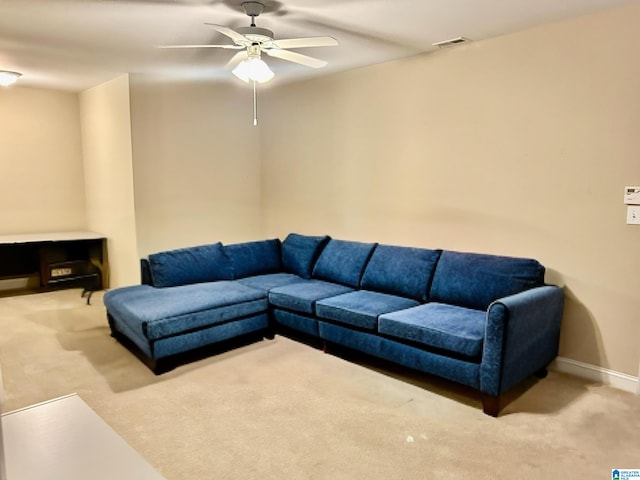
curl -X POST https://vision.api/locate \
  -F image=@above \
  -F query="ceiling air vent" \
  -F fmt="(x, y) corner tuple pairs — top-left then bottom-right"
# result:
(432, 37), (472, 48)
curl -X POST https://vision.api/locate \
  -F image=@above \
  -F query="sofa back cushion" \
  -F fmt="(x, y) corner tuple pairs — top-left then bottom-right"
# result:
(224, 239), (282, 279)
(360, 245), (442, 301)
(281, 233), (330, 279)
(148, 242), (234, 288)
(312, 239), (377, 288)
(429, 250), (545, 310)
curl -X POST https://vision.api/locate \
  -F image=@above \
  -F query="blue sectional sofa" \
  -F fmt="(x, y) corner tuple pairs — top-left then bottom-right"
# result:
(104, 234), (564, 416)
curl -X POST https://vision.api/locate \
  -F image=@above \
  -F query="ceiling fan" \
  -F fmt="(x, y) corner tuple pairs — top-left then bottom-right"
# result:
(160, 1), (339, 83)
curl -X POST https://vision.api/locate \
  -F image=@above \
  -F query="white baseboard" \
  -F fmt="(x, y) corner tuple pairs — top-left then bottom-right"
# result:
(550, 357), (639, 394)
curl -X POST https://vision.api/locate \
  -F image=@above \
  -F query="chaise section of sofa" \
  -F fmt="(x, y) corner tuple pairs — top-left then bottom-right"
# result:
(104, 234), (564, 416)
(104, 240), (275, 372)
(105, 282), (269, 369)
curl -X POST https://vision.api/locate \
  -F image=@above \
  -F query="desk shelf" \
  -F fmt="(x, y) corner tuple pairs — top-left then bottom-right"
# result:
(0, 232), (108, 302)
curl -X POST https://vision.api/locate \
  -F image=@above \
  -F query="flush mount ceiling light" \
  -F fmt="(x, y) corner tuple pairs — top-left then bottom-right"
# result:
(0, 70), (21, 87)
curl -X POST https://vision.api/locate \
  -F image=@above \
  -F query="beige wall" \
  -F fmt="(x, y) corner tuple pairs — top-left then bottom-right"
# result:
(261, 4), (640, 375)
(128, 76), (263, 256)
(0, 86), (86, 234)
(79, 74), (140, 288)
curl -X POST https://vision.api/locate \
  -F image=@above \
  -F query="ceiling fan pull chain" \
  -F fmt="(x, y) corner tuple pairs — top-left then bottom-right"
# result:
(253, 80), (258, 126)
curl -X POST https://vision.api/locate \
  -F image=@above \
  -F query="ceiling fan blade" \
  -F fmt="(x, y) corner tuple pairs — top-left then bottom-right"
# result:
(271, 36), (339, 49)
(265, 48), (328, 69)
(226, 50), (248, 69)
(158, 44), (244, 49)
(204, 23), (248, 45)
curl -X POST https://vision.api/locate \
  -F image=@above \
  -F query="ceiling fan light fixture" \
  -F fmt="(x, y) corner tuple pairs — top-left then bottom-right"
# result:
(232, 55), (274, 83)
(0, 70), (21, 87)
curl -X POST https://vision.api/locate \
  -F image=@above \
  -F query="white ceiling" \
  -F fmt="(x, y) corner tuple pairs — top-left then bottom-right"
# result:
(0, 0), (638, 92)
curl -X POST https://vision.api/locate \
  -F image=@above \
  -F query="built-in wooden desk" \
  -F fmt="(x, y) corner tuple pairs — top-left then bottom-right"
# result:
(0, 231), (108, 303)
(1, 394), (165, 480)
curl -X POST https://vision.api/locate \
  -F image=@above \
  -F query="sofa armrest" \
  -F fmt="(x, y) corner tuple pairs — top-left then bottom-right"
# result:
(480, 285), (564, 396)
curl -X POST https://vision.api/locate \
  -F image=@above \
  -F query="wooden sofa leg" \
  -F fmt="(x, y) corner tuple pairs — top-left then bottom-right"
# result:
(482, 394), (500, 417)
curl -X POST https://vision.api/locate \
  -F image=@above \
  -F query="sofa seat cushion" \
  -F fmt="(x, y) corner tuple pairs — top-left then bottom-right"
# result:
(378, 303), (486, 358)
(268, 280), (354, 315)
(316, 290), (420, 331)
(236, 273), (307, 292)
(104, 282), (267, 340)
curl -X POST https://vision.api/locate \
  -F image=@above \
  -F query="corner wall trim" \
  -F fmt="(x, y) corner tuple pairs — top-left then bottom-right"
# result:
(550, 356), (639, 394)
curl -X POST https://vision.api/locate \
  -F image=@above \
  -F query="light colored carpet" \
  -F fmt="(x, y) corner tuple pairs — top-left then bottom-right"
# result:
(1, 289), (639, 479)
